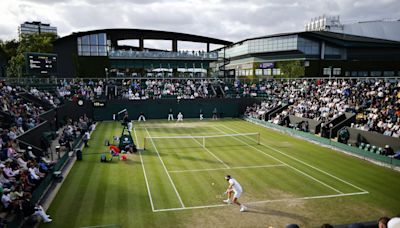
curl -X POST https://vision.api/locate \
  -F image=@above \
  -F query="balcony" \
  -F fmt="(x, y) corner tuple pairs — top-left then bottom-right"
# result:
(109, 50), (218, 60)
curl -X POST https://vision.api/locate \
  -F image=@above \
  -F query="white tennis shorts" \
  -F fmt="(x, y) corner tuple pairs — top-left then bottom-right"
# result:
(233, 190), (242, 198)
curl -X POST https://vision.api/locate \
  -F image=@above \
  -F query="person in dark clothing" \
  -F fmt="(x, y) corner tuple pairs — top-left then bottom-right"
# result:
(21, 195), (52, 223)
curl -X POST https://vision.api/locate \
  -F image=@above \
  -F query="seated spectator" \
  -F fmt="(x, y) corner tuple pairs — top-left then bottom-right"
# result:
(388, 216), (400, 228)
(21, 194), (52, 223)
(378, 216), (390, 228)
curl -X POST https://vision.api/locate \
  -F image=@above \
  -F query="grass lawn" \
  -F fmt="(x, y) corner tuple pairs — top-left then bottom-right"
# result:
(43, 119), (400, 228)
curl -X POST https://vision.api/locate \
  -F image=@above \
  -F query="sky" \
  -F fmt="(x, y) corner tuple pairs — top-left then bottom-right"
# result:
(1, 0), (400, 49)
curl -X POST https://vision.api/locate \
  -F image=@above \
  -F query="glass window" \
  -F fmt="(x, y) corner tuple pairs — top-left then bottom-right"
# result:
(272, 68), (281, 75)
(333, 68), (341, 76)
(264, 69), (271, 76)
(323, 68), (331, 75)
(255, 69), (263, 76)
(383, 71), (395, 77)
(90, 34), (98, 45)
(358, 71), (368, 77)
(77, 37), (81, 45)
(98, 33), (106, 45)
(370, 71), (382, 77)
(98, 46), (107, 54)
(90, 46), (98, 55)
(82, 45), (90, 53)
(81, 35), (90, 45)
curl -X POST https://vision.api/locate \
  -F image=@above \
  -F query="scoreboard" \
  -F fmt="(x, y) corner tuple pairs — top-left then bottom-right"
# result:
(25, 52), (58, 75)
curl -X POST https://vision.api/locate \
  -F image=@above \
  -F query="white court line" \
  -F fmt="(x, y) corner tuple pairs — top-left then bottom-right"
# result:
(213, 126), (344, 194)
(189, 135), (230, 169)
(169, 164), (285, 173)
(145, 128), (186, 208)
(134, 128), (156, 212)
(153, 191), (369, 212)
(81, 224), (119, 228)
(221, 124), (369, 194)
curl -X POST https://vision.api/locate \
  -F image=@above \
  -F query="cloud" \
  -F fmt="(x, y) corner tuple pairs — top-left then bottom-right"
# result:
(0, 0), (399, 46)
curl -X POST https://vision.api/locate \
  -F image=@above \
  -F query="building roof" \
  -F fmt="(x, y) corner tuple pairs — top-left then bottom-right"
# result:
(225, 31), (400, 48)
(54, 28), (232, 46)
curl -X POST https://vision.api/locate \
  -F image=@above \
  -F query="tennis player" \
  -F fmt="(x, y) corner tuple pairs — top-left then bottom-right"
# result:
(223, 175), (247, 212)
(177, 112), (183, 122)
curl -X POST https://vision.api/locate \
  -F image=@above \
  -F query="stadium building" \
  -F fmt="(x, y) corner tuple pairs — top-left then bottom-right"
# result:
(214, 31), (400, 78)
(53, 29), (232, 78)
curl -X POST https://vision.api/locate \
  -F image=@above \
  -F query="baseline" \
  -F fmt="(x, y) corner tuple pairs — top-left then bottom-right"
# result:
(153, 191), (368, 212)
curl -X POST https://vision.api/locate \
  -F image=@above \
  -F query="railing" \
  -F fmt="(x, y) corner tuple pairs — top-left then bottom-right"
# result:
(4, 76), (400, 86)
(244, 117), (400, 168)
(109, 50), (218, 60)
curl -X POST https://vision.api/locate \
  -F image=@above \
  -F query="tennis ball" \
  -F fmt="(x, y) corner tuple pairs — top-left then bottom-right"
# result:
(212, 182), (215, 186)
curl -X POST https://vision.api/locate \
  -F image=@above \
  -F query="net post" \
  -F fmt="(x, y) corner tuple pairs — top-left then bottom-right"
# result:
(144, 137), (146, 150)
(257, 133), (260, 145)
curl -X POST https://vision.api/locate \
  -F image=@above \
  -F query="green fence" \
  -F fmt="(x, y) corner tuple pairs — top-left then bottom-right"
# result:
(245, 117), (400, 168)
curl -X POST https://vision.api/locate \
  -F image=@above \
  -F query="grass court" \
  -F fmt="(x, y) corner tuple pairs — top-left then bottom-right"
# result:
(43, 119), (400, 228)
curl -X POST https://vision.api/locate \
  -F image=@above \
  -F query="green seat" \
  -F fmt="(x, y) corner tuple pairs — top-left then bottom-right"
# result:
(370, 145), (376, 153)
(359, 142), (365, 150)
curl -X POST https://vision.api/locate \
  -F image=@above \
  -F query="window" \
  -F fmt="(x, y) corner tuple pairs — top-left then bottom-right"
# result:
(90, 46), (98, 55)
(333, 68), (341, 76)
(255, 69), (263, 76)
(98, 33), (106, 45)
(264, 69), (271, 76)
(370, 71), (382, 77)
(358, 71), (368, 77)
(272, 68), (281, 75)
(323, 68), (331, 76)
(77, 33), (109, 56)
(90, 34), (98, 45)
(383, 71), (395, 77)
(81, 35), (89, 45)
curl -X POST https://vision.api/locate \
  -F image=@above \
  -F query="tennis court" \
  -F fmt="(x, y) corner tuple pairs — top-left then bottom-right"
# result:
(135, 122), (368, 212)
(43, 119), (400, 228)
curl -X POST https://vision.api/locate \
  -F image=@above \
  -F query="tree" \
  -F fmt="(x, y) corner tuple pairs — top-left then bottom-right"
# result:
(0, 39), (19, 60)
(277, 60), (305, 78)
(6, 33), (57, 77)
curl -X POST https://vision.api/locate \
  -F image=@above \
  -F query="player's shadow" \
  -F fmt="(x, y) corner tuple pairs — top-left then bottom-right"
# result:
(244, 205), (307, 221)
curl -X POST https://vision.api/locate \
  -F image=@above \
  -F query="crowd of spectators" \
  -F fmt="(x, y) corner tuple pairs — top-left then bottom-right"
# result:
(0, 130), (54, 223)
(121, 79), (213, 100)
(51, 78), (215, 101)
(243, 79), (400, 138)
(10, 77), (400, 139)
(0, 82), (45, 136)
(0, 80), (96, 224)
(29, 87), (60, 108)
(0, 113), (93, 224)
(58, 115), (94, 153)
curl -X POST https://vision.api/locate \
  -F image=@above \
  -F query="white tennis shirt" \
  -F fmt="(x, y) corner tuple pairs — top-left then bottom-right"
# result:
(229, 178), (243, 192)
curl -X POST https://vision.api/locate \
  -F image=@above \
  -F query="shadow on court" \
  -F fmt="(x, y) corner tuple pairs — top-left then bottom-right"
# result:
(244, 205), (307, 221)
